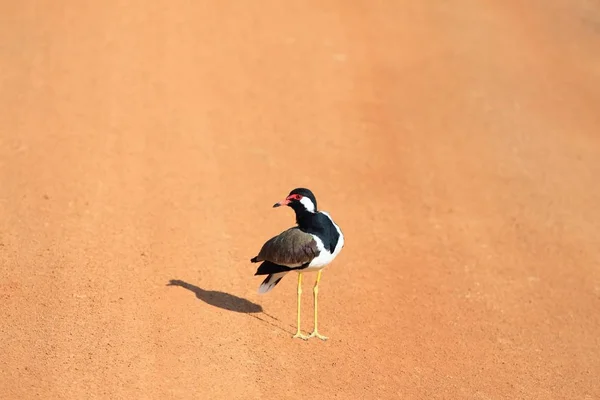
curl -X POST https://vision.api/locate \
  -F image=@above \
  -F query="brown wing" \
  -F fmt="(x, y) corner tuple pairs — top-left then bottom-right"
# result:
(254, 227), (320, 267)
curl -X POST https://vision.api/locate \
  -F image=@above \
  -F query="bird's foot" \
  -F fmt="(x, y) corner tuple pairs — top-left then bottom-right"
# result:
(292, 331), (310, 340)
(308, 331), (328, 341)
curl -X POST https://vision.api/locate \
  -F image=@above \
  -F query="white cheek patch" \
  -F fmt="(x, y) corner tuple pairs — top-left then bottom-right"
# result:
(299, 196), (316, 212)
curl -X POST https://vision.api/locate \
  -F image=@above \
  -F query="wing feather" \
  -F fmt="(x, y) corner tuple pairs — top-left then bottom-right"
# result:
(253, 227), (319, 267)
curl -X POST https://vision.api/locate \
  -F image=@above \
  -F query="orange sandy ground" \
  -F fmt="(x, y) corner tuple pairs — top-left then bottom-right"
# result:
(1, 1), (600, 399)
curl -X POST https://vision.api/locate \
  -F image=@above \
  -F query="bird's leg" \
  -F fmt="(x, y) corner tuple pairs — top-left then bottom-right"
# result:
(292, 272), (309, 340)
(308, 270), (328, 340)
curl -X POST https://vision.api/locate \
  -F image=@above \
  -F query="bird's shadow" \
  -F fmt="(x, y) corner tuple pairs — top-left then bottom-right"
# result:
(167, 279), (294, 334)
(167, 279), (262, 313)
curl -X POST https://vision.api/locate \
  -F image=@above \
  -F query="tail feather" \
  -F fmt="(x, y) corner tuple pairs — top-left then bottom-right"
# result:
(254, 260), (305, 294)
(258, 272), (288, 294)
(254, 260), (292, 276)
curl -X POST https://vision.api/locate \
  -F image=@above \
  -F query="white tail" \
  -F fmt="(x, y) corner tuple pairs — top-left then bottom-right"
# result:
(258, 272), (288, 294)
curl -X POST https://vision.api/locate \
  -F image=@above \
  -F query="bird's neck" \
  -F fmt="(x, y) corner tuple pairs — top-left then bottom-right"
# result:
(293, 208), (316, 229)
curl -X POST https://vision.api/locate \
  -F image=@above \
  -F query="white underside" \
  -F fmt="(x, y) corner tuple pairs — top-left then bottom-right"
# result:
(303, 211), (345, 271)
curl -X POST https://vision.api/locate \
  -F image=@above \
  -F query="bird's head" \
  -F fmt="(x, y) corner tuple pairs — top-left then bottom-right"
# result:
(273, 188), (317, 213)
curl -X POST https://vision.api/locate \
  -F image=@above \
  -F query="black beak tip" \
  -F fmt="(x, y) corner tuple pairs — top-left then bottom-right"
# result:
(273, 203), (281, 208)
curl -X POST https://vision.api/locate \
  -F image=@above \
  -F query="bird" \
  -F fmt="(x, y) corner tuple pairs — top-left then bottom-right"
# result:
(250, 188), (345, 340)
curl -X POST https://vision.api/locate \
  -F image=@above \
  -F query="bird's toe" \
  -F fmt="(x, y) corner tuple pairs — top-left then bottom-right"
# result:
(308, 331), (328, 341)
(292, 332), (310, 340)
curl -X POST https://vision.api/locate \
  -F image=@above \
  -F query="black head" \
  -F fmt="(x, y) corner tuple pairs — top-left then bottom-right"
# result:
(272, 187), (318, 213)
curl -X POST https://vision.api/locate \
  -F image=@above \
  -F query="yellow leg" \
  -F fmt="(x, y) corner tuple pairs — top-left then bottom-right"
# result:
(292, 272), (309, 340)
(308, 270), (328, 340)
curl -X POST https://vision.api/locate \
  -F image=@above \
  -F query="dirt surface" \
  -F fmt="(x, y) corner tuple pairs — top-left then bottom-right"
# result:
(2, 1), (600, 399)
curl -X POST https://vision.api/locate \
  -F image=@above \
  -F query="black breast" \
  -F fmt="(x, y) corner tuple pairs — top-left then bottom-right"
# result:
(297, 212), (340, 253)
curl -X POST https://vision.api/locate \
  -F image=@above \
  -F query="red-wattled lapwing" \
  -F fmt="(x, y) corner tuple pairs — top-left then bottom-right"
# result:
(251, 188), (345, 340)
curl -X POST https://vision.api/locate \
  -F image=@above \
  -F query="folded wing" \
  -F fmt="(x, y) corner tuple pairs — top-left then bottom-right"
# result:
(252, 227), (320, 267)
